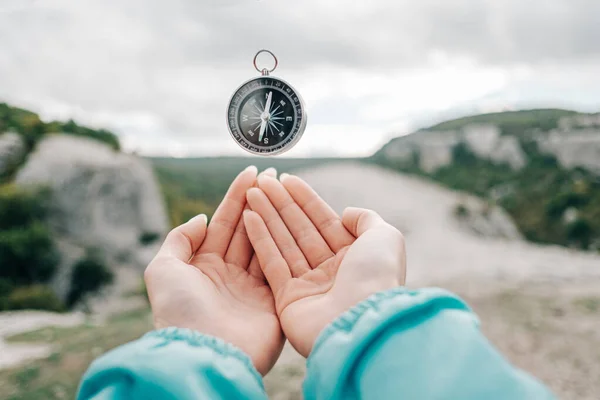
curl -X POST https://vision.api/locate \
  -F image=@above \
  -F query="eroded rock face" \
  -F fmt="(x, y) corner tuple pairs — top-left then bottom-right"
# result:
(536, 129), (600, 174)
(15, 135), (168, 300)
(382, 124), (528, 172)
(0, 132), (26, 178)
(383, 120), (600, 175)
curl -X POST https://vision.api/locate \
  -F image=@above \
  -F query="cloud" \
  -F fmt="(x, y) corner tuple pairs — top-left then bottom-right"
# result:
(0, 0), (599, 156)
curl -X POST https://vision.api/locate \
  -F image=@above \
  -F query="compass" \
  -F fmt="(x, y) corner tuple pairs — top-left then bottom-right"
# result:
(227, 50), (307, 156)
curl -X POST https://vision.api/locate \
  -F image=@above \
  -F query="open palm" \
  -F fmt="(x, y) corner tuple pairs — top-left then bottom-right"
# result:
(144, 167), (284, 375)
(244, 173), (406, 357)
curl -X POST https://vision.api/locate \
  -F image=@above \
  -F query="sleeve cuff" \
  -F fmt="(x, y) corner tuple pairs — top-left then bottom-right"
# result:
(304, 287), (477, 399)
(144, 327), (264, 388)
(78, 327), (266, 399)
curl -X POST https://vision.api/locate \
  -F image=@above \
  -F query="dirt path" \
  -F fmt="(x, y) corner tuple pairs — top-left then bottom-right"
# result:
(0, 311), (84, 369)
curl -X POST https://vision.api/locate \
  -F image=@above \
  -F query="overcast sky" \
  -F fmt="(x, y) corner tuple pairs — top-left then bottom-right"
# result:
(1, 0), (600, 157)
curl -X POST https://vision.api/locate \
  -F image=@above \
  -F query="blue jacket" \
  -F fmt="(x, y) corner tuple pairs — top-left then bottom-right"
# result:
(77, 288), (555, 399)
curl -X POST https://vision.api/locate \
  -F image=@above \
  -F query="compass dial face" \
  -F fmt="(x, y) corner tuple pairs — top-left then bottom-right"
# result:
(227, 76), (306, 155)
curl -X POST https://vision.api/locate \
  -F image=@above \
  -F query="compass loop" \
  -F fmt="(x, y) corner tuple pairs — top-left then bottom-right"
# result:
(253, 49), (278, 74)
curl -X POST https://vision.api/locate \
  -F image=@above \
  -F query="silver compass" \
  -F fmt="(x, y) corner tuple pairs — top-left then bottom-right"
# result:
(226, 50), (307, 156)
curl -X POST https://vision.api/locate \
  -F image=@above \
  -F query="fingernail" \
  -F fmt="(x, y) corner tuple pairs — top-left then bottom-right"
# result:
(243, 209), (252, 218)
(244, 165), (258, 174)
(257, 173), (272, 183)
(279, 173), (290, 181)
(262, 167), (277, 177)
(189, 213), (208, 224)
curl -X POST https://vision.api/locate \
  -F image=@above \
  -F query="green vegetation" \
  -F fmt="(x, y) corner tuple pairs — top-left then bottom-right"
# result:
(373, 109), (600, 251)
(573, 296), (600, 314)
(138, 231), (161, 246)
(0, 185), (62, 310)
(7, 285), (64, 312)
(0, 102), (120, 155)
(151, 157), (349, 227)
(67, 251), (114, 308)
(453, 203), (470, 219)
(426, 109), (577, 136)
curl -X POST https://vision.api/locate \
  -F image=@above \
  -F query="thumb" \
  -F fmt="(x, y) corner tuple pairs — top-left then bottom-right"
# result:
(342, 207), (386, 237)
(157, 214), (208, 262)
(341, 207), (407, 285)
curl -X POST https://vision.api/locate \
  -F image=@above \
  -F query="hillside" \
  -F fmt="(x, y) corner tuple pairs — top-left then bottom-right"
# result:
(373, 109), (600, 251)
(427, 108), (578, 135)
(0, 103), (119, 182)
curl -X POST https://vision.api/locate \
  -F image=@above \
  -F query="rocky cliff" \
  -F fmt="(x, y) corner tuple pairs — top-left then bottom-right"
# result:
(375, 110), (600, 251)
(380, 113), (600, 174)
(14, 134), (168, 301)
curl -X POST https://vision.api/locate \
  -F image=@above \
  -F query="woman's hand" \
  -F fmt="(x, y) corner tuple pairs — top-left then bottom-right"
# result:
(144, 166), (284, 375)
(244, 173), (406, 357)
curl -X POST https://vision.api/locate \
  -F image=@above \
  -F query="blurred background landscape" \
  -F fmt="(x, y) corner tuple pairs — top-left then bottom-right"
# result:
(1, 1), (600, 399)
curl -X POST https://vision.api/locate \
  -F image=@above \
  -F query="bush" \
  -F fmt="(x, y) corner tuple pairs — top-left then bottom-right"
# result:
(566, 219), (594, 249)
(67, 251), (114, 307)
(0, 278), (13, 310)
(139, 232), (160, 246)
(7, 285), (64, 312)
(453, 203), (470, 219)
(545, 191), (588, 219)
(0, 184), (51, 230)
(0, 222), (60, 285)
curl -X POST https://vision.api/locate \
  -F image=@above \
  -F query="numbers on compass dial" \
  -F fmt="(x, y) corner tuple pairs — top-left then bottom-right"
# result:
(227, 77), (305, 155)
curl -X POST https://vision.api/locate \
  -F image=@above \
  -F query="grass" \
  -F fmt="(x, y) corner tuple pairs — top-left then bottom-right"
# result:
(0, 307), (153, 400)
(573, 296), (600, 314)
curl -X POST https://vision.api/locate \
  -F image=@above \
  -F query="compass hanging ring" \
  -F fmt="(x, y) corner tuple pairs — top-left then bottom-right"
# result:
(227, 50), (307, 156)
(253, 49), (278, 76)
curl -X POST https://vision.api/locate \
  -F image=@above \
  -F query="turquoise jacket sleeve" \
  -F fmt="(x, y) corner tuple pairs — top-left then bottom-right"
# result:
(77, 327), (266, 400)
(304, 287), (556, 400)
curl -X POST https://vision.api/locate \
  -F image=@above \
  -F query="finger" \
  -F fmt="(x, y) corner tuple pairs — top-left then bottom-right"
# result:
(157, 214), (208, 261)
(199, 165), (258, 257)
(244, 210), (291, 295)
(280, 173), (354, 252)
(258, 175), (333, 268)
(342, 207), (387, 237)
(247, 187), (311, 277)
(223, 167), (277, 268)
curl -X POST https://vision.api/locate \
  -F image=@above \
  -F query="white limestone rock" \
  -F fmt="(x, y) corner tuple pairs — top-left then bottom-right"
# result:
(462, 124), (501, 158)
(15, 134), (169, 300)
(490, 136), (527, 170)
(536, 129), (600, 173)
(382, 124), (528, 172)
